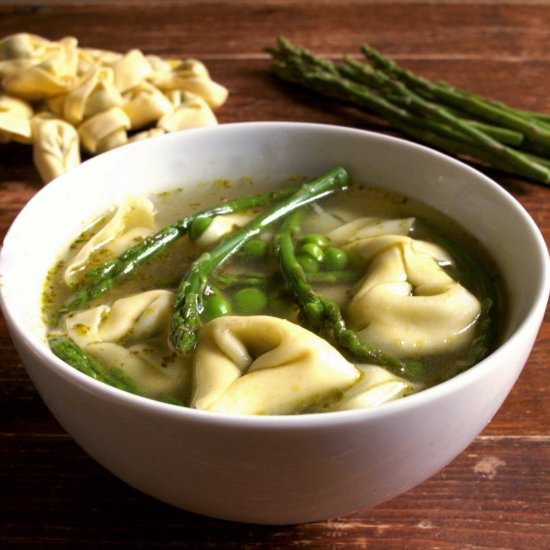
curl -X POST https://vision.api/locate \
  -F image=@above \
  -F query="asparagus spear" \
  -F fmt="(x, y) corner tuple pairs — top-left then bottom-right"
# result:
(342, 57), (550, 183)
(213, 269), (361, 288)
(60, 185), (299, 315)
(49, 336), (142, 395)
(268, 37), (550, 184)
(342, 58), (525, 147)
(427, 103), (525, 146)
(169, 166), (350, 355)
(360, 43), (550, 152)
(459, 121), (523, 147)
(274, 209), (424, 381)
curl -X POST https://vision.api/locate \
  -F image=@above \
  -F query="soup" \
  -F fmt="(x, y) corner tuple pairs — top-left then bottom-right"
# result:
(42, 167), (503, 415)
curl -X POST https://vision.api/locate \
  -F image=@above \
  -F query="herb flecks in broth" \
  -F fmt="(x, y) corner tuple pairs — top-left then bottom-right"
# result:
(43, 167), (502, 415)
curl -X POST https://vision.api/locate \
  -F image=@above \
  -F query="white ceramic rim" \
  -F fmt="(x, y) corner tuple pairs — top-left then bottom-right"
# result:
(2, 121), (549, 429)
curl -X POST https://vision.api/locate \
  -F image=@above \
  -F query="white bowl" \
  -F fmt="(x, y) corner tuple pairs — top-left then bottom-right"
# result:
(1, 122), (548, 524)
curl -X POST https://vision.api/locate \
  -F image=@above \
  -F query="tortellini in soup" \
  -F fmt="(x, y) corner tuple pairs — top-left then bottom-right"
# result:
(43, 180), (499, 415)
(65, 289), (190, 402)
(192, 315), (359, 415)
(344, 231), (481, 357)
(63, 196), (156, 287)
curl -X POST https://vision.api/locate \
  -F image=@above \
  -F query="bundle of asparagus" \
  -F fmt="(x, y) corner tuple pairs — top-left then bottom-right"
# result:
(267, 37), (550, 185)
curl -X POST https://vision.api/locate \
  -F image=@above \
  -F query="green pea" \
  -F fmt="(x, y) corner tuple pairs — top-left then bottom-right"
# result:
(241, 238), (268, 258)
(322, 247), (348, 270)
(297, 254), (319, 273)
(299, 242), (324, 262)
(300, 234), (330, 248)
(233, 287), (268, 315)
(202, 293), (232, 321)
(189, 216), (213, 241)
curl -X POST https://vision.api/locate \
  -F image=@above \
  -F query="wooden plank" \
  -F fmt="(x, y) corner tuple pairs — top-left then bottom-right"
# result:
(0, 434), (548, 549)
(1, 2), (550, 60)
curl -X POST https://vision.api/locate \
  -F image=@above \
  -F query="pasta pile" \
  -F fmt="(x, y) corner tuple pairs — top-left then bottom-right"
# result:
(0, 33), (228, 183)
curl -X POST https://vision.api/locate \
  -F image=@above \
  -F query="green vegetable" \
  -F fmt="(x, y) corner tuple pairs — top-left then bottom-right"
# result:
(274, 209), (425, 381)
(241, 238), (268, 258)
(359, 43), (550, 151)
(296, 254), (319, 273)
(49, 336), (142, 395)
(169, 166), (350, 355)
(307, 270), (359, 284)
(202, 292), (232, 321)
(322, 247), (348, 270)
(213, 269), (361, 288)
(213, 272), (271, 288)
(299, 242), (324, 262)
(189, 216), (213, 241)
(300, 234), (330, 248)
(342, 57), (548, 182)
(60, 185), (301, 316)
(267, 37), (550, 185)
(233, 287), (268, 314)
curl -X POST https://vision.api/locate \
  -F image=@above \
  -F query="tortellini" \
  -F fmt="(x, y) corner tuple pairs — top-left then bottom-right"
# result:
(127, 127), (165, 143)
(63, 196), (156, 286)
(66, 289), (173, 347)
(61, 66), (123, 125)
(110, 49), (153, 93)
(345, 233), (481, 357)
(0, 32), (228, 183)
(0, 33), (52, 77)
(0, 94), (33, 143)
(31, 116), (80, 183)
(318, 365), (418, 412)
(2, 36), (79, 100)
(157, 92), (217, 132)
(327, 216), (415, 245)
(123, 82), (172, 130)
(77, 106), (131, 154)
(150, 59), (228, 108)
(194, 212), (255, 248)
(65, 289), (190, 401)
(192, 316), (360, 415)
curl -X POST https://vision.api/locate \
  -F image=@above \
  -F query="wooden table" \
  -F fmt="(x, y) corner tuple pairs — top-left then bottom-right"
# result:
(1, 2), (549, 548)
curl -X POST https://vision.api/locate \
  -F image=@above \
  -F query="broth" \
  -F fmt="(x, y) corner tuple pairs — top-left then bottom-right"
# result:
(42, 176), (504, 414)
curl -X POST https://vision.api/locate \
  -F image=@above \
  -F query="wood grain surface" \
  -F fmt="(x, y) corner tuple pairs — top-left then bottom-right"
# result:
(1, 2), (549, 548)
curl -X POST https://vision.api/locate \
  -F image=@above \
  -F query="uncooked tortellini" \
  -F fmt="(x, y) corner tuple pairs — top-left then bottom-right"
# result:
(77, 106), (131, 154)
(151, 58), (228, 108)
(3, 36), (78, 100)
(0, 94), (33, 143)
(110, 49), (153, 93)
(65, 289), (190, 400)
(157, 92), (217, 132)
(123, 82), (172, 130)
(63, 196), (156, 286)
(192, 315), (360, 415)
(0, 32), (228, 183)
(31, 116), (80, 183)
(61, 66), (123, 125)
